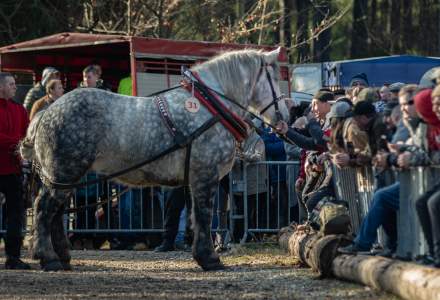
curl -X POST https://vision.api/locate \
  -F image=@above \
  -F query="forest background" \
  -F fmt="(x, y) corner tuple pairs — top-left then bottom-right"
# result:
(0, 0), (439, 63)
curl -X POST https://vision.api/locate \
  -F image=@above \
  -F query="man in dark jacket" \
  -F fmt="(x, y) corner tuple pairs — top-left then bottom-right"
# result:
(23, 67), (60, 112)
(80, 65), (111, 91)
(0, 72), (30, 269)
(334, 101), (387, 168)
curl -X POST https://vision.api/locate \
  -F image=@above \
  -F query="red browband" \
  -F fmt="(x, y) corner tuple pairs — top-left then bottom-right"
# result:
(181, 72), (248, 142)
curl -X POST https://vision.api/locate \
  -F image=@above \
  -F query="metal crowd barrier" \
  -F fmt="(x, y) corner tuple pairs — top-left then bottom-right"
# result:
(333, 166), (391, 248)
(332, 166), (373, 233)
(0, 161), (301, 244)
(396, 167), (440, 260)
(230, 161), (300, 243)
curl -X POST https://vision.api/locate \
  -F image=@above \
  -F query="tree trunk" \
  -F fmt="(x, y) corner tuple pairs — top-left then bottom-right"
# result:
(368, 0), (377, 55)
(390, 0), (401, 53)
(419, 0), (429, 55)
(279, 226), (440, 300)
(278, 0), (285, 46)
(379, 0), (391, 52)
(295, 0), (310, 63)
(283, 0), (293, 51)
(401, 0), (412, 53)
(312, 0), (332, 62)
(333, 255), (440, 300)
(351, 0), (368, 58)
(434, 3), (440, 53)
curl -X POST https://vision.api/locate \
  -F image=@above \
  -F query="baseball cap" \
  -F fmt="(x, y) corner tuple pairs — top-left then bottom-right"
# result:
(327, 102), (352, 119)
(353, 101), (376, 116)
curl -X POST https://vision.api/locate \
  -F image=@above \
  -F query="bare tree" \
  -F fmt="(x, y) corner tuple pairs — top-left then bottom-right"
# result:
(351, 0), (368, 58)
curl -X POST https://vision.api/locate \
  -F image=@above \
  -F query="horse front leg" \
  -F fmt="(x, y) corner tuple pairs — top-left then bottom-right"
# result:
(190, 172), (224, 271)
(32, 187), (63, 271)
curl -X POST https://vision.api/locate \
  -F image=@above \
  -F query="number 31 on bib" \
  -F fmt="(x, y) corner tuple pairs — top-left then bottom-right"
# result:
(185, 98), (200, 113)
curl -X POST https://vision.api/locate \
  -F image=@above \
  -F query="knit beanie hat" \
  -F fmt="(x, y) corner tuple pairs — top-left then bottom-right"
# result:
(349, 73), (369, 87)
(353, 101), (376, 116)
(41, 67), (60, 87)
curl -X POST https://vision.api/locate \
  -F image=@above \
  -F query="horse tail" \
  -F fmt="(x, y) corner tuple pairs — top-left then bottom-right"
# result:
(19, 113), (43, 161)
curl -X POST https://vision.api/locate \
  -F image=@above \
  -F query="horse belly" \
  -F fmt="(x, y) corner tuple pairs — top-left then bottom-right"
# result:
(91, 149), (187, 187)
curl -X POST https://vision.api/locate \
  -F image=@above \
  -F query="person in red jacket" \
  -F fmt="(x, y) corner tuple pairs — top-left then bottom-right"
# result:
(0, 72), (30, 269)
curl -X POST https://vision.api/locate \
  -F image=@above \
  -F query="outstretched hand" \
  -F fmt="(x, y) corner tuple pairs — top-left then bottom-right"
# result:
(275, 120), (289, 135)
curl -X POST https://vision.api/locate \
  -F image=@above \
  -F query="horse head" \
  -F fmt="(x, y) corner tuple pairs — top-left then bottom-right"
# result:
(249, 47), (290, 125)
(192, 47), (289, 126)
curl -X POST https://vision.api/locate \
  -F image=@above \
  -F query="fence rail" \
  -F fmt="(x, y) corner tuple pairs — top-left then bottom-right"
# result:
(0, 162), (438, 262)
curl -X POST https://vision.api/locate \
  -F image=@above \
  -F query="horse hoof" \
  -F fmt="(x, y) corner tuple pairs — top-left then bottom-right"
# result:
(195, 255), (225, 271)
(32, 250), (42, 260)
(201, 260), (226, 271)
(61, 261), (73, 271)
(42, 260), (63, 272)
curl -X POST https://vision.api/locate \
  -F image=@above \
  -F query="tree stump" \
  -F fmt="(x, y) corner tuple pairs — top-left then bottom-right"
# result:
(279, 224), (351, 277)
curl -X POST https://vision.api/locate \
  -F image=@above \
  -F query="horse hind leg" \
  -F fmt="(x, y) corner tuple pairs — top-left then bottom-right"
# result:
(51, 202), (72, 271)
(31, 186), (67, 271)
(190, 170), (224, 271)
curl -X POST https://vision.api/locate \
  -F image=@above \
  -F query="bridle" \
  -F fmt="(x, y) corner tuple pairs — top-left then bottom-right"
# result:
(183, 58), (286, 126)
(256, 59), (285, 122)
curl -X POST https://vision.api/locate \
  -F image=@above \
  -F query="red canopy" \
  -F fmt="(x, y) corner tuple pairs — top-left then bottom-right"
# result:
(0, 32), (287, 61)
(0, 32), (289, 94)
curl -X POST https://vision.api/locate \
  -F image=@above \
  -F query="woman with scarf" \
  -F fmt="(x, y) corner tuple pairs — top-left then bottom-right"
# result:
(406, 88), (440, 267)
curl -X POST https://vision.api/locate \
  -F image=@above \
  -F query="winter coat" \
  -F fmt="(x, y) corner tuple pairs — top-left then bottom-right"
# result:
(261, 127), (286, 183)
(79, 79), (112, 91)
(23, 83), (45, 112)
(366, 114), (388, 155)
(23, 68), (60, 112)
(0, 98), (29, 175)
(397, 89), (440, 166)
(29, 95), (54, 120)
(285, 118), (328, 152)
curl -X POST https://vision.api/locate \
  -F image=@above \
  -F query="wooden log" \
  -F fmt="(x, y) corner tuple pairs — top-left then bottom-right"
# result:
(279, 224), (351, 276)
(332, 254), (440, 300)
(279, 226), (440, 300)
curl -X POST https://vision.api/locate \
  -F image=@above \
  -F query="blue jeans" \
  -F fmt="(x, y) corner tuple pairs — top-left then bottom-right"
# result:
(119, 189), (142, 230)
(355, 182), (400, 250)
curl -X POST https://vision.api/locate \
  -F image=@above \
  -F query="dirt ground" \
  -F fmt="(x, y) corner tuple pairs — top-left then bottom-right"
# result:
(0, 245), (398, 300)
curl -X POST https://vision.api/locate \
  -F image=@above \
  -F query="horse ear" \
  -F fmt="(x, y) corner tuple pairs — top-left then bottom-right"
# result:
(264, 47), (281, 65)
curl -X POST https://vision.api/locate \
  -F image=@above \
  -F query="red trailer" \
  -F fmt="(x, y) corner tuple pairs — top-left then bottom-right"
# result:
(0, 32), (290, 102)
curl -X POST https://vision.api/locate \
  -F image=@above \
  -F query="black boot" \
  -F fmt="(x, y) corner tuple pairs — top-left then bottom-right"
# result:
(5, 257), (31, 270)
(5, 236), (29, 269)
(433, 243), (440, 268)
(154, 240), (175, 252)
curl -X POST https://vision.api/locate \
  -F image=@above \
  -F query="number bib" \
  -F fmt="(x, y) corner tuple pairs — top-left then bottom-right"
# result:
(185, 97), (200, 113)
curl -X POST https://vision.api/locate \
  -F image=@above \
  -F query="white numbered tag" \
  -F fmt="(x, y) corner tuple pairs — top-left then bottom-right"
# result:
(185, 97), (200, 113)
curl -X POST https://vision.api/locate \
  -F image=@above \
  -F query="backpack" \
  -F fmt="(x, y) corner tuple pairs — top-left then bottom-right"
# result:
(310, 196), (351, 235)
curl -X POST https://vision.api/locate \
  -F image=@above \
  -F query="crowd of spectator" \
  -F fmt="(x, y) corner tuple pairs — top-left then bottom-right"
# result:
(2, 62), (440, 270)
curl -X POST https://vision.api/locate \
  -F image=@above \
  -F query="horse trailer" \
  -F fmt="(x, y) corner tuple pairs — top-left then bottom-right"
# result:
(0, 32), (290, 102)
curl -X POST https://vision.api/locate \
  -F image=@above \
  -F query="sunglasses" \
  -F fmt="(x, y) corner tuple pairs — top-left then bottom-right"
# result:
(402, 100), (414, 105)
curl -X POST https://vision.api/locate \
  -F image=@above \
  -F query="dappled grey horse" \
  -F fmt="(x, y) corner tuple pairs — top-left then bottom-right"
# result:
(20, 48), (289, 271)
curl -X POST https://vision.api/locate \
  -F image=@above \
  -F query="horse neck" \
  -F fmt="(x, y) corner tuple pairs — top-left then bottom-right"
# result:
(196, 68), (250, 119)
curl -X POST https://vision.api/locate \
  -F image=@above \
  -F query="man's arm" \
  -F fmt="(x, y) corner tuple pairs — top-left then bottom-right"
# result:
(305, 118), (327, 149)
(285, 127), (327, 151)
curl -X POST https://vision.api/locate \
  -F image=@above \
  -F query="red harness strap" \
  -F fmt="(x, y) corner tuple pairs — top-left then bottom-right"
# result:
(181, 73), (248, 142)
